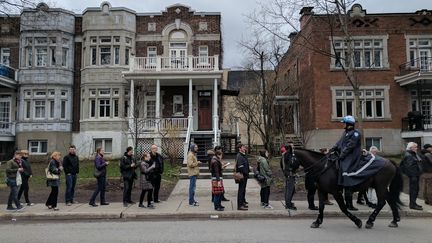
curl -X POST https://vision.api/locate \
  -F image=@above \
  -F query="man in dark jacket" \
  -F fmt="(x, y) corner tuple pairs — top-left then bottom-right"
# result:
(149, 144), (164, 203)
(17, 150), (33, 206)
(63, 145), (79, 205)
(281, 142), (299, 210)
(421, 144), (432, 173)
(236, 143), (250, 210)
(401, 142), (423, 210)
(5, 151), (25, 211)
(332, 115), (361, 211)
(120, 146), (137, 207)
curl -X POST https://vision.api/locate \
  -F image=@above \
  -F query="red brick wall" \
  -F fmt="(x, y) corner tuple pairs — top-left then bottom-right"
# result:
(279, 11), (432, 131)
(0, 17), (20, 69)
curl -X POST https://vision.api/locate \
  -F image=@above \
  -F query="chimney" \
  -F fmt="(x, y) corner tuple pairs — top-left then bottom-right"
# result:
(299, 7), (314, 29)
(288, 32), (298, 44)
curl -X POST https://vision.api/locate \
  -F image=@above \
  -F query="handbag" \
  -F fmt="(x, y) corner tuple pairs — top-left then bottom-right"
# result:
(94, 167), (103, 178)
(45, 167), (59, 180)
(233, 155), (245, 184)
(211, 180), (224, 195)
(254, 161), (266, 183)
(16, 171), (22, 186)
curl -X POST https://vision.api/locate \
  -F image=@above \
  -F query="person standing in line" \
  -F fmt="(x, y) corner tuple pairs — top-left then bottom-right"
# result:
(236, 143), (250, 211)
(187, 143), (200, 206)
(138, 152), (156, 209)
(17, 150), (34, 206)
(420, 144), (432, 173)
(281, 142), (299, 210)
(258, 149), (273, 209)
(211, 150), (225, 211)
(63, 145), (79, 206)
(5, 151), (25, 211)
(120, 146), (137, 207)
(400, 142), (423, 210)
(46, 151), (63, 211)
(149, 144), (164, 203)
(89, 147), (110, 207)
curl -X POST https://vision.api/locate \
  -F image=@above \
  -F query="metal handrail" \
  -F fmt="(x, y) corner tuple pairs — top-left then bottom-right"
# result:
(399, 57), (432, 76)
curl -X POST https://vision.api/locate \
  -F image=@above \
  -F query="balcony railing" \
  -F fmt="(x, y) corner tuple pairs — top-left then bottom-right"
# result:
(0, 122), (15, 136)
(0, 64), (15, 80)
(401, 114), (432, 132)
(130, 55), (219, 72)
(399, 57), (432, 76)
(130, 118), (189, 133)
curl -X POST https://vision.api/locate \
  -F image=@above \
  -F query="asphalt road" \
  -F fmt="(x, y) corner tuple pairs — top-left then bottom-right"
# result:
(0, 218), (429, 243)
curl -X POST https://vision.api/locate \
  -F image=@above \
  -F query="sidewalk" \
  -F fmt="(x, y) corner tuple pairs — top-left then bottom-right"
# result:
(1, 179), (431, 221)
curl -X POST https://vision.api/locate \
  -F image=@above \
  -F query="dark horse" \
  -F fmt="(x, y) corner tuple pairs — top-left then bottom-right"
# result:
(290, 147), (403, 229)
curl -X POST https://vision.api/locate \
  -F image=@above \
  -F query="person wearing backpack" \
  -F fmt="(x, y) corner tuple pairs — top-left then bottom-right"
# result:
(257, 150), (273, 209)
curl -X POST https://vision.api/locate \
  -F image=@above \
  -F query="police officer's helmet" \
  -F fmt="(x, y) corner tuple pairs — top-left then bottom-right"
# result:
(341, 115), (355, 125)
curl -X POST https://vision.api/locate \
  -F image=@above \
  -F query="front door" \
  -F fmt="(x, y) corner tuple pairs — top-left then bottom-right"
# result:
(419, 49), (431, 71)
(198, 91), (212, 130)
(169, 42), (187, 69)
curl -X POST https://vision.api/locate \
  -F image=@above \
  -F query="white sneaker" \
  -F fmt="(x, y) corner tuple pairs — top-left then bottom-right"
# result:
(264, 205), (273, 209)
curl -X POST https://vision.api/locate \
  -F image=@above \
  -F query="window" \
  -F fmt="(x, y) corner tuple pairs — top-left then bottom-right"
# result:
(125, 48), (130, 65)
(173, 95), (183, 116)
(332, 87), (388, 120)
(146, 100), (156, 118)
(35, 37), (47, 45)
(25, 101), (31, 119)
(114, 47), (120, 65)
(125, 37), (131, 45)
(26, 47), (33, 67)
(366, 137), (381, 151)
(114, 36), (120, 43)
(61, 100), (66, 119)
(91, 47), (97, 65)
(199, 46), (208, 64)
(49, 100), (55, 119)
(50, 47), (56, 66)
(34, 100), (46, 119)
(100, 47), (111, 65)
(36, 47), (48, 66)
(99, 99), (110, 117)
(331, 38), (385, 69)
(62, 48), (68, 67)
(0, 98), (11, 127)
(99, 89), (110, 96)
(147, 47), (157, 65)
(28, 140), (48, 154)
(0, 48), (10, 66)
(113, 99), (119, 117)
(407, 37), (432, 70)
(94, 139), (112, 153)
(90, 99), (96, 118)
(100, 37), (111, 43)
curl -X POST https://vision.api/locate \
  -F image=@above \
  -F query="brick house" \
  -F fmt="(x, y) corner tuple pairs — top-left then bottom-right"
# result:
(278, 4), (432, 155)
(0, 2), (232, 161)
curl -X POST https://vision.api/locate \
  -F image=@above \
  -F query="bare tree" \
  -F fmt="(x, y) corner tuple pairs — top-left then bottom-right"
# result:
(248, 0), (367, 144)
(0, 0), (37, 15)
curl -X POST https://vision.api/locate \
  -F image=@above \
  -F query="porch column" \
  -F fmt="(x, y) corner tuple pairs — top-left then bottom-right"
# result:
(188, 78), (193, 125)
(129, 79), (134, 118)
(156, 79), (161, 131)
(213, 78), (219, 146)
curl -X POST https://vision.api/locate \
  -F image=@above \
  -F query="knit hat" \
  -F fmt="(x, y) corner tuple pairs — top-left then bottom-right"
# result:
(189, 143), (197, 151)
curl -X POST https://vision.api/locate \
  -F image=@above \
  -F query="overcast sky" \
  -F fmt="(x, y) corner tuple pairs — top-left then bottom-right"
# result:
(49, 0), (432, 69)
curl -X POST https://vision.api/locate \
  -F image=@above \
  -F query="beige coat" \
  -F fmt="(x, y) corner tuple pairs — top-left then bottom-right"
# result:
(187, 151), (200, 177)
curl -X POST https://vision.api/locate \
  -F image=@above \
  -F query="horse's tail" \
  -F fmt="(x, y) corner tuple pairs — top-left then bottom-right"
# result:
(388, 159), (404, 209)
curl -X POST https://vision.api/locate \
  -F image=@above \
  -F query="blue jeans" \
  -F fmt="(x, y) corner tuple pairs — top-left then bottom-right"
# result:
(189, 175), (197, 205)
(65, 174), (77, 203)
(90, 176), (106, 204)
(7, 179), (20, 207)
(213, 194), (222, 209)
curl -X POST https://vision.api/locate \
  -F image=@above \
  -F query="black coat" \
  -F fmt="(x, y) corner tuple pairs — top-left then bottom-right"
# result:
(20, 157), (32, 177)
(280, 152), (300, 178)
(420, 150), (432, 173)
(401, 150), (423, 177)
(333, 128), (362, 186)
(236, 152), (250, 178)
(63, 153), (79, 175)
(120, 153), (136, 180)
(149, 152), (164, 175)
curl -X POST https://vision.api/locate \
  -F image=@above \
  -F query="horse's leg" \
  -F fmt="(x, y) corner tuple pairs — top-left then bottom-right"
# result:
(387, 194), (400, 228)
(311, 189), (326, 228)
(365, 187), (387, 229)
(333, 190), (362, 228)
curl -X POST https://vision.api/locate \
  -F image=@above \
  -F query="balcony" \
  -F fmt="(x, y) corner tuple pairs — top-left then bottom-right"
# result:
(0, 122), (16, 137)
(129, 117), (188, 133)
(0, 64), (15, 80)
(401, 115), (432, 132)
(129, 55), (219, 72)
(395, 57), (432, 86)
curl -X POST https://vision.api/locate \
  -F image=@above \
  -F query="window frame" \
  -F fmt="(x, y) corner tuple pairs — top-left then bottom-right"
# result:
(28, 140), (48, 154)
(93, 138), (113, 154)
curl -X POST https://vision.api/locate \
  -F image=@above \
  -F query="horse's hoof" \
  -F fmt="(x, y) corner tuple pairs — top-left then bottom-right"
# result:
(365, 222), (374, 229)
(388, 221), (398, 228)
(310, 222), (320, 228)
(355, 219), (363, 228)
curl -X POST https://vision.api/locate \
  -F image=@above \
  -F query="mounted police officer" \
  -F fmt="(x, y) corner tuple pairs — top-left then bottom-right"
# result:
(331, 115), (361, 211)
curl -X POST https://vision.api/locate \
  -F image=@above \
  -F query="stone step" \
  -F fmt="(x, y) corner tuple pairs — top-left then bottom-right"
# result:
(180, 167), (235, 174)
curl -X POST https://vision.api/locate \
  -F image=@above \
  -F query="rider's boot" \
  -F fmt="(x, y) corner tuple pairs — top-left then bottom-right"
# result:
(345, 188), (358, 211)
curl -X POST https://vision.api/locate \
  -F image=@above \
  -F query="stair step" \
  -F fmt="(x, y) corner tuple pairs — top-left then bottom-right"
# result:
(180, 167), (235, 174)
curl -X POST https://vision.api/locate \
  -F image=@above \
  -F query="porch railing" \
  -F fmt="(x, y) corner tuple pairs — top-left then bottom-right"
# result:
(0, 64), (15, 80)
(399, 57), (432, 76)
(401, 114), (432, 131)
(130, 55), (219, 72)
(0, 122), (15, 136)
(131, 118), (188, 133)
